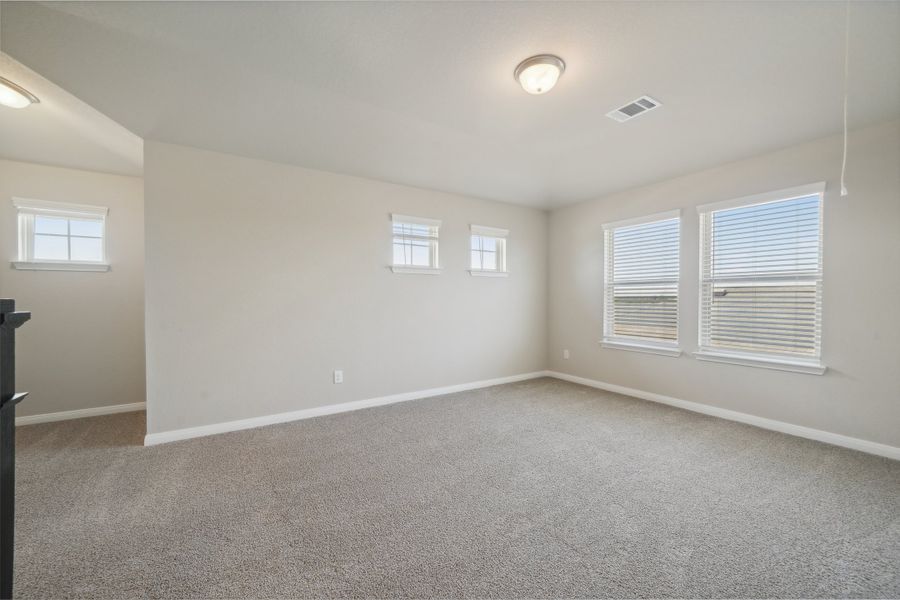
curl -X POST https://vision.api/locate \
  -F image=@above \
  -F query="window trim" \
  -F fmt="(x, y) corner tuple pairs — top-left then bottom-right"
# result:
(391, 213), (441, 228)
(11, 261), (110, 272)
(12, 197), (110, 272)
(390, 265), (442, 275)
(602, 209), (681, 231)
(693, 349), (826, 375)
(601, 209), (682, 356)
(600, 339), (683, 357)
(391, 213), (441, 273)
(469, 224), (509, 276)
(695, 182), (826, 375)
(469, 270), (508, 278)
(695, 182), (825, 214)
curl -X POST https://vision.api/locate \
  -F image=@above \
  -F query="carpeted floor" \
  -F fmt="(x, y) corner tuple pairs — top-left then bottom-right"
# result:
(13, 377), (900, 598)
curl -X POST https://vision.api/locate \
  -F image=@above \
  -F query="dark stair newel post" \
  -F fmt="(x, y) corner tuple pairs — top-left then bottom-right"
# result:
(0, 299), (31, 600)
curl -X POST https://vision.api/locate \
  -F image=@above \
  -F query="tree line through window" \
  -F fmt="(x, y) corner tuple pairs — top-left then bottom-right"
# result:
(603, 212), (680, 348)
(603, 183), (825, 370)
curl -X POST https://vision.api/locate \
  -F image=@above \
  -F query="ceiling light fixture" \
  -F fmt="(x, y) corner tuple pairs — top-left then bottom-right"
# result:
(514, 54), (565, 95)
(0, 76), (40, 109)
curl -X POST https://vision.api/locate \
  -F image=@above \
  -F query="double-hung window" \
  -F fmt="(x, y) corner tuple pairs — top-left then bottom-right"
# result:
(602, 211), (681, 356)
(696, 183), (825, 374)
(391, 214), (441, 274)
(12, 198), (109, 272)
(470, 225), (508, 277)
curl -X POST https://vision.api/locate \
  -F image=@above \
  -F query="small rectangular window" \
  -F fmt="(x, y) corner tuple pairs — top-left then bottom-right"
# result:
(602, 211), (681, 356)
(13, 198), (109, 272)
(470, 225), (508, 277)
(696, 183), (825, 374)
(391, 214), (440, 273)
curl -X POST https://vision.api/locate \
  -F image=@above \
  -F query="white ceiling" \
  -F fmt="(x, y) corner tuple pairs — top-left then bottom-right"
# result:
(1, 1), (898, 208)
(0, 52), (142, 176)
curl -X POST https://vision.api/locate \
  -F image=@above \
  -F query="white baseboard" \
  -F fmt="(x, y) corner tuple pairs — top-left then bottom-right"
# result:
(546, 371), (900, 461)
(22, 372), (897, 461)
(16, 402), (146, 426)
(144, 371), (550, 446)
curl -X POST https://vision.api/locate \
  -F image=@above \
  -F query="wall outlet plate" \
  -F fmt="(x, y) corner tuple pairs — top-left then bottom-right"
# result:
(563, 349), (570, 360)
(333, 370), (343, 384)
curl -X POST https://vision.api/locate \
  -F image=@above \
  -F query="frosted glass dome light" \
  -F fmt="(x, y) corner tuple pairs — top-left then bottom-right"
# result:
(514, 55), (565, 95)
(0, 77), (39, 109)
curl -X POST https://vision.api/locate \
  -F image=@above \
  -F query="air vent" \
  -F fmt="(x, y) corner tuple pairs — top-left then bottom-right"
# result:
(606, 96), (661, 122)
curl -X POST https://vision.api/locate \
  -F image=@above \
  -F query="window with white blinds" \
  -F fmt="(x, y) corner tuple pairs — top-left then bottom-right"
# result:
(696, 183), (825, 374)
(391, 214), (441, 273)
(602, 211), (681, 355)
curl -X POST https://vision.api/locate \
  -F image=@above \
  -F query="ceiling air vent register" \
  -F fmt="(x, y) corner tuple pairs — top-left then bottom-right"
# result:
(606, 96), (661, 122)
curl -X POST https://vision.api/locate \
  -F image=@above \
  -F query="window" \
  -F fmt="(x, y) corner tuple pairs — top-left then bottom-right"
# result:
(696, 183), (825, 374)
(602, 211), (681, 356)
(12, 198), (109, 272)
(391, 214), (440, 273)
(470, 225), (508, 277)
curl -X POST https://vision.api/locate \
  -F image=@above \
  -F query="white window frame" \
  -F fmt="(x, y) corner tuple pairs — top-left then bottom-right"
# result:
(390, 214), (441, 274)
(12, 198), (110, 272)
(601, 210), (682, 357)
(469, 225), (509, 277)
(694, 182), (826, 375)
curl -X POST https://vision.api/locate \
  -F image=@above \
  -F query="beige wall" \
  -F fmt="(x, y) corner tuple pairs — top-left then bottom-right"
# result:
(143, 142), (548, 435)
(548, 121), (900, 447)
(0, 159), (145, 417)
(19, 123), (890, 447)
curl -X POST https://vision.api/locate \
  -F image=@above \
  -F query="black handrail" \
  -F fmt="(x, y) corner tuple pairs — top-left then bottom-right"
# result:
(0, 299), (31, 600)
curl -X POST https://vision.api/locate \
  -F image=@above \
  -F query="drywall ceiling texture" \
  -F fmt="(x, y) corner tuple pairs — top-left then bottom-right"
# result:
(548, 121), (900, 448)
(143, 141), (548, 435)
(0, 159), (145, 416)
(3, 1), (899, 208)
(0, 52), (142, 176)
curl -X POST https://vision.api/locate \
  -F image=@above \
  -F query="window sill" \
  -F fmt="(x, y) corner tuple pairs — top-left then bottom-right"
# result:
(469, 270), (509, 278)
(12, 261), (110, 272)
(600, 339), (682, 357)
(693, 350), (826, 375)
(390, 265), (441, 275)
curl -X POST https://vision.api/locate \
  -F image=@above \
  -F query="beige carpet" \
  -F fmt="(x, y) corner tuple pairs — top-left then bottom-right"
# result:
(13, 377), (900, 598)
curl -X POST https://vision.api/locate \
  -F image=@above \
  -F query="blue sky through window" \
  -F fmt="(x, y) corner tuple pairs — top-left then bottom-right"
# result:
(711, 195), (820, 278)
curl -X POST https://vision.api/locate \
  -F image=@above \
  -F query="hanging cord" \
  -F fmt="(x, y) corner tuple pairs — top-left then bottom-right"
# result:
(840, 0), (850, 197)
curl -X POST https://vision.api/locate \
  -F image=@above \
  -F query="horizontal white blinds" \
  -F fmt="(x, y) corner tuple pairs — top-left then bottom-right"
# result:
(700, 193), (823, 358)
(604, 215), (680, 344)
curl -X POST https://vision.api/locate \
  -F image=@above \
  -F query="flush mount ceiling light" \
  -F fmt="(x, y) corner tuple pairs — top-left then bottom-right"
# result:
(0, 76), (40, 109)
(514, 54), (565, 95)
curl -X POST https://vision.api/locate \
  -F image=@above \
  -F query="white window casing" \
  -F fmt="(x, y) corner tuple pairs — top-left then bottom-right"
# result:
(602, 210), (681, 356)
(470, 224), (508, 277)
(695, 182), (826, 375)
(12, 197), (110, 272)
(391, 214), (441, 273)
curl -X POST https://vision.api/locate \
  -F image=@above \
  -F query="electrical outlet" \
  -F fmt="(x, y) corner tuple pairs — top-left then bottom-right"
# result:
(563, 349), (570, 360)
(333, 370), (343, 384)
